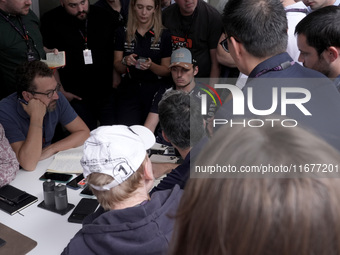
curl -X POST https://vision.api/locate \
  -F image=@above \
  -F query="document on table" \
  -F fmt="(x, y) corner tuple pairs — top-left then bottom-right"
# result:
(46, 146), (84, 174)
(150, 154), (180, 164)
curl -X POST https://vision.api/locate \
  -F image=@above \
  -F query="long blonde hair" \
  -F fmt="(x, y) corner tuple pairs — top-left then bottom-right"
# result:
(126, 0), (163, 46)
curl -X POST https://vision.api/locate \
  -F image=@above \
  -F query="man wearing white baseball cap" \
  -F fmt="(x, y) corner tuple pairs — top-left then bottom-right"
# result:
(62, 125), (183, 255)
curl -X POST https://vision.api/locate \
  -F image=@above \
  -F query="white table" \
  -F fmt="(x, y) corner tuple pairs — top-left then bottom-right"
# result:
(0, 157), (84, 255)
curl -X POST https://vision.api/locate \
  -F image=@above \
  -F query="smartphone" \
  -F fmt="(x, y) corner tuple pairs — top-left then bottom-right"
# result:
(79, 185), (94, 198)
(68, 198), (99, 224)
(18, 98), (28, 105)
(135, 57), (147, 69)
(66, 174), (84, 190)
(39, 172), (73, 183)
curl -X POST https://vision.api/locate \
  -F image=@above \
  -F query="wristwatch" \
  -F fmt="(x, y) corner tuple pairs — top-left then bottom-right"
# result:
(121, 56), (127, 66)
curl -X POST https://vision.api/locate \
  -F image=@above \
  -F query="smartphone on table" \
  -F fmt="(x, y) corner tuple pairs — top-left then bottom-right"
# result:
(39, 172), (73, 183)
(66, 174), (85, 190)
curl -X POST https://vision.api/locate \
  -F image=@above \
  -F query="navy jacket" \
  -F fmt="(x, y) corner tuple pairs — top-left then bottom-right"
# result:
(62, 186), (182, 255)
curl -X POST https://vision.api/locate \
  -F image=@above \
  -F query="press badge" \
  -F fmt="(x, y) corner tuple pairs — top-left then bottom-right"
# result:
(27, 48), (36, 62)
(83, 49), (93, 65)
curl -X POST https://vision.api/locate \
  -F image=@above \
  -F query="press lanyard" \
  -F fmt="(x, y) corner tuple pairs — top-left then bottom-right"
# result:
(79, 19), (93, 64)
(78, 19), (88, 49)
(0, 12), (36, 61)
(254, 61), (295, 78)
(0, 12), (32, 46)
(180, 8), (197, 48)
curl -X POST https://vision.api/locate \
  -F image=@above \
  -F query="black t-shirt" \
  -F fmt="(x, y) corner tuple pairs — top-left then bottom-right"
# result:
(41, 5), (119, 100)
(114, 26), (172, 82)
(162, 0), (223, 78)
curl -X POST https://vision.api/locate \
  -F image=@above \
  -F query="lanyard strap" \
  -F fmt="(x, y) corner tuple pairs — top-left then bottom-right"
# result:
(78, 19), (88, 49)
(254, 61), (295, 78)
(0, 12), (29, 42)
(285, 8), (308, 14)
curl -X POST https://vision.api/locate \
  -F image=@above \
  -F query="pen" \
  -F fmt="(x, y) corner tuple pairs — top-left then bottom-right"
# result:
(0, 196), (15, 206)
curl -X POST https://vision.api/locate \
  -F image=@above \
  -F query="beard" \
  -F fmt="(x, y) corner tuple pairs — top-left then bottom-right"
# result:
(47, 100), (57, 112)
(76, 10), (88, 20)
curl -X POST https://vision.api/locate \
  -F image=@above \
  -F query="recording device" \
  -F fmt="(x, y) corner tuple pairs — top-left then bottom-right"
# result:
(79, 185), (94, 198)
(66, 174), (84, 190)
(43, 179), (55, 207)
(68, 198), (99, 224)
(54, 184), (68, 211)
(39, 172), (73, 183)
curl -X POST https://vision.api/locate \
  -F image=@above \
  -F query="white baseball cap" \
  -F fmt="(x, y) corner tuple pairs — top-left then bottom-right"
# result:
(81, 125), (155, 191)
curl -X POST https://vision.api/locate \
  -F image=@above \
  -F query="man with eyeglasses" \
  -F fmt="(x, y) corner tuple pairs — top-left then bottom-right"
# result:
(0, 60), (90, 171)
(295, 6), (340, 91)
(214, 0), (340, 152)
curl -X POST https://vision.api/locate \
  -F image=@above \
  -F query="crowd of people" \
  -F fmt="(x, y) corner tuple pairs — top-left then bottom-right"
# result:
(2, 0), (340, 254)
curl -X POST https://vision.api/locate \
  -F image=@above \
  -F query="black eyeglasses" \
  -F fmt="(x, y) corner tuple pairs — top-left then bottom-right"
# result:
(220, 36), (240, 53)
(29, 83), (61, 98)
(220, 37), (230, 53)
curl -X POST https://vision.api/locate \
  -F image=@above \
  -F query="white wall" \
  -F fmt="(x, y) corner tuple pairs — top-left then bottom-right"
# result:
(31, 0), (40, 18)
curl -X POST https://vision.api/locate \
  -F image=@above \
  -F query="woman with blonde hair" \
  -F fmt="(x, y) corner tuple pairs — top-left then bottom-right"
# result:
(114, 0), (172, 125)
(170, 122), (340, 255)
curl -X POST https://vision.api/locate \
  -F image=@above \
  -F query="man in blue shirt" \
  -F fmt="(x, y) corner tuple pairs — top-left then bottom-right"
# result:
(215, 0), (340, 152)
(295, 6), (340, 90)
(0, 61), (89, 171)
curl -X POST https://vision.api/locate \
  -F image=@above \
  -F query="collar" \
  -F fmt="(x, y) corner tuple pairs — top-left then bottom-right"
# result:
(0, 8), (18, 18)
(136, 27), (155, 38)
(248, 52), (293, 78)
(284, 1), (308, 13)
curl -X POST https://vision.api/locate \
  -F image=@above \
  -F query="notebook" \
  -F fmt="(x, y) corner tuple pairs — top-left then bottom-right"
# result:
(0, 185), (38, 215)
(0, 222), (37, 254)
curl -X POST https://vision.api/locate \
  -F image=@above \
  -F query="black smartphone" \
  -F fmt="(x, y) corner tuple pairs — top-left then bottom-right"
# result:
(18, 98), (28, 105)
(66, 174), (84, 190)
(79, 185), (94, 198)
(39, 172), (73, 183)
(68, 198), (99, 224)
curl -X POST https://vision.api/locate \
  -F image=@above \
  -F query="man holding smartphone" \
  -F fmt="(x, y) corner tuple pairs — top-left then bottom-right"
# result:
(0, 61), (90, 171)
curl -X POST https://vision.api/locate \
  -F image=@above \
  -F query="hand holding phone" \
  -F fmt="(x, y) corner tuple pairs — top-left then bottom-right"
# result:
(18, 98), (28, 105)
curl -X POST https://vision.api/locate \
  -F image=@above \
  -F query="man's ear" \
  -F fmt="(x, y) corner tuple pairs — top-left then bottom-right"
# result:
(162, 130), (171, 143)
(326, 46), (339, 62)
(22, 91), (31, 101)
(193, 66), (199, 76)
(230, 36), (242, 58)
(143, 157), (154, 180)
